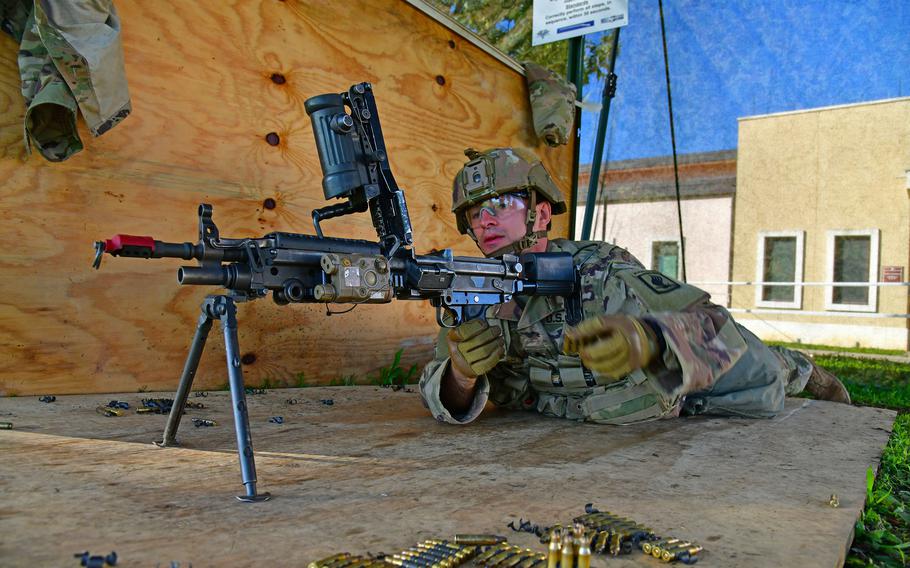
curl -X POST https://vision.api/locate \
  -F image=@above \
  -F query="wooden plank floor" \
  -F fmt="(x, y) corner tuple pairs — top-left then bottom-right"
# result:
(0, 388), (895, 567)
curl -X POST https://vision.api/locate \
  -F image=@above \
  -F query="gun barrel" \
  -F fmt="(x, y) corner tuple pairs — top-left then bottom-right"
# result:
(177, 264), (253, 288)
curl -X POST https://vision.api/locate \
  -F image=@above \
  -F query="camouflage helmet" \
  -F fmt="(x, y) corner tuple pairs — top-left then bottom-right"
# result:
(452, 147), (567, 235)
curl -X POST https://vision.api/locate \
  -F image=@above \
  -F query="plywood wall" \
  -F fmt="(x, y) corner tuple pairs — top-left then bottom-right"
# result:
(0, 0), (573, 395)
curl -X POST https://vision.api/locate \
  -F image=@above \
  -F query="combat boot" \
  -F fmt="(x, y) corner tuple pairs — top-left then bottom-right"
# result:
(805, 363), (851, 404)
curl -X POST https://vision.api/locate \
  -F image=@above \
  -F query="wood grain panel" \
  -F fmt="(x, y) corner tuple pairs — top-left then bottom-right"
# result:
(0, 0), (574, 395)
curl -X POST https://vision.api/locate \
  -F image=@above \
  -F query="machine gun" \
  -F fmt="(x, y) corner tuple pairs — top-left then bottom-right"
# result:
(92, 82), (576, 502)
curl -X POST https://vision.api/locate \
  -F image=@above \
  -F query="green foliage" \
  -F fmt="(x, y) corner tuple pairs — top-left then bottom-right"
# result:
(370, 349), (420, 387)
(816, 356), (910, 411)
(426, 0), (618, 79)
(824, 356), (910, 566)
(848, 415), (910, 566)
(293, 372), (309, 388)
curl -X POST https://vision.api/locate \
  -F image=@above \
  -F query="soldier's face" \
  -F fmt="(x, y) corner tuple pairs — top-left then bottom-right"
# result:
(468, 194), (551, 255)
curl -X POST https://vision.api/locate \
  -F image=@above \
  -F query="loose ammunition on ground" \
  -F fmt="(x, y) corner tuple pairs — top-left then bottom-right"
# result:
(309, 553), (351, 568)
(485, 549), (520, 567)
(546, 530), (560, 568)
(593, 530), (610, 554)
(560, 532), (574, 568)
(651, 540), (685, 559)
(609, 532), (622, 556)
(661, 544), (702, 563)
(475, 545), (511, 565)
(391, 553), (435, 568)
(404, 548), (447, 562)
(515, 556), (546, 568)
(498, 551), (535, 568)
(576, 532), (592, 568)
(413, 544), (457, 559)
(454, 534), (506, 546)
(95, 405), (123, 417)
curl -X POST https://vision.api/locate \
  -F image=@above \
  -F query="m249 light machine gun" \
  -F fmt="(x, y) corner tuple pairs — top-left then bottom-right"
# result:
(92, 82), (576, 502)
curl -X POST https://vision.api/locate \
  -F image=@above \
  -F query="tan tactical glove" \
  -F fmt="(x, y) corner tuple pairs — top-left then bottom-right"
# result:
(563, 315), (658, 379)
(447, 319), (505, 378)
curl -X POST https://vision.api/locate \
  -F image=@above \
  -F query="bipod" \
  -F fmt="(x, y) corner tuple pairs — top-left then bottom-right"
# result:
(154, 294), (271, 502)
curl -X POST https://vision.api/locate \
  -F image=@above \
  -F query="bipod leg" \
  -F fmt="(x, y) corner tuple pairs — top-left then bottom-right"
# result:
(216, 295), (271, 502)
(155, 300), (215, 448)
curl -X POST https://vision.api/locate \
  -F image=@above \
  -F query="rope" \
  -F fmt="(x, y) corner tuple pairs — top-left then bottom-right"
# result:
(658, 0), (687, 282)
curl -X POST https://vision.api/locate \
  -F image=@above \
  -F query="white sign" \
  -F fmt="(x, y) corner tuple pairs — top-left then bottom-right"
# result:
(532, 0), (629, 46)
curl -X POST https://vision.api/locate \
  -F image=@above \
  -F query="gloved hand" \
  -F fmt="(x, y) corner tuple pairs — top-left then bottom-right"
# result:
(563, 315), (658, 379)
(447, 319), (505, 378)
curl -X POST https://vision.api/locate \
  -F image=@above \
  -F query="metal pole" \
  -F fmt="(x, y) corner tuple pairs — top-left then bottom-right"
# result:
(580, 29), (621, 241)
(659, 0), (687, 282)
(566, 36), (585, 240)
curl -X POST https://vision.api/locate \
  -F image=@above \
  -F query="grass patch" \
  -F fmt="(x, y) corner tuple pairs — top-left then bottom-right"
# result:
(815, 357), (910, 566)
(768, 341), (908, 357)
(369, 348), (419, 387)
(815, 356), (910, 411)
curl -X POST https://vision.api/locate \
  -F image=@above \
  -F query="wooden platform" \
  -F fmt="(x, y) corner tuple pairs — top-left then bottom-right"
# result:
(0, 388), (895, 567)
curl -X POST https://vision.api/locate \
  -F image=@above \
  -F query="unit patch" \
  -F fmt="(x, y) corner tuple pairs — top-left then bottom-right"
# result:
(635, 271), (680, 294)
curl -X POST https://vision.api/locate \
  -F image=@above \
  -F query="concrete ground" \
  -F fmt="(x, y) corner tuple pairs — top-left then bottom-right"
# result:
(0, 387), (896, 567)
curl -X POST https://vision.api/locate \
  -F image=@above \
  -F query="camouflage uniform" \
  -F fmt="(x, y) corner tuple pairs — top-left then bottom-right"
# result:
(419, 239), (814, 425)
(524, 62), (576, 147)
(1, 0), (131, 161)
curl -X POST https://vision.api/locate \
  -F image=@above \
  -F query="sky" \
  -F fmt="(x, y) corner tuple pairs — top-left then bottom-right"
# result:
(578, 0), (910, 163)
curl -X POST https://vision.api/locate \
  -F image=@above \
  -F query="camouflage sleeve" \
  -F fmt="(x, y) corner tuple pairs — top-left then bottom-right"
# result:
(643, 303), (748, 397)
(597, 263), (748, 398)
(417, 328), (490, 425)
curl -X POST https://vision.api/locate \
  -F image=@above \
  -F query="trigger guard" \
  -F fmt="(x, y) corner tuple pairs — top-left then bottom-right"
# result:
(436, 305), (461, 328)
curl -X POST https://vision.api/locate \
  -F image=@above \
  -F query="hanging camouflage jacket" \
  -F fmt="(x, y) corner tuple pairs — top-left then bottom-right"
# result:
(524, 61), (576, 147)
(1, 0), (131, 161)
(419, 239), (812, 425)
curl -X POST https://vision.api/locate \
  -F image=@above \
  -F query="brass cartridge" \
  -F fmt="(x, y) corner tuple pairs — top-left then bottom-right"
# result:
(576, 533), (592, 568)
(485, 549), (519, 567)
(546, 530), (560, 568)
(651, 539), (685, 559)
(475, 545), (511, 565)
(661, 544), (702, 563)
(498, 552), (534, 568)
(514, 557), (539, 568)
(404, 548), (447, 563)
(560, 532), (574, 568)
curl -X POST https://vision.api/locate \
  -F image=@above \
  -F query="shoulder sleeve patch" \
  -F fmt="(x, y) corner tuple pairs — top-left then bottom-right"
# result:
(635, 270), (681, 294)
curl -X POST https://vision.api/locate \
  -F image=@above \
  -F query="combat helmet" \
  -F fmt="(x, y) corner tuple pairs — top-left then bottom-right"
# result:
(452, 147), (567, 256)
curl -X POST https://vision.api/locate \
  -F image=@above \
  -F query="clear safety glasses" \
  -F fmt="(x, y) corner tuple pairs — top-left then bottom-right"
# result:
(466, 191), (529, 229)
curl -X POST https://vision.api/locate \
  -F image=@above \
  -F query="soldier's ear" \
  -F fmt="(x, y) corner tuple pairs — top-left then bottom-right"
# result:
(534, 201), (552, 232)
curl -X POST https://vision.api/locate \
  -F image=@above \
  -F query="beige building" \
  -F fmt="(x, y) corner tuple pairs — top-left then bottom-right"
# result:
(576, 150), (736, 306)
(731, 97), (910, 350)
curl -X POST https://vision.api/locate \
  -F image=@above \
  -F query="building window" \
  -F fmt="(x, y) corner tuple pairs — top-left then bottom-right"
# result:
(651, 241), (679, 279)
(755, 231), (804, 309)
(825, 229), (879, 312)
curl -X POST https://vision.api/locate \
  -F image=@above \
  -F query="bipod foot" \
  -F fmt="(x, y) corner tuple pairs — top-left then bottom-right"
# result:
(153, 438), (179, 448)
(237, 487), (271, 503)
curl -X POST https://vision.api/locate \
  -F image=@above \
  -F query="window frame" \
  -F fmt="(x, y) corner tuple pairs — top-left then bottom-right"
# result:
(648, 239), (681, 279)
(824, 229), (879, 312)
(755, 230), (804, 309)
